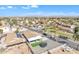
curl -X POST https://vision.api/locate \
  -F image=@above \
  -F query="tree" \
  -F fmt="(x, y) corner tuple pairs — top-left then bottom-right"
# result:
(12, 19), (17, 25)
(0, 29), (3, 34)
(0, 47), (5, 53)
(73, 27), (79, 41)
(0, 21), (2, 26)
(15, 28), (19, 33)
(39, 41), (47, 48)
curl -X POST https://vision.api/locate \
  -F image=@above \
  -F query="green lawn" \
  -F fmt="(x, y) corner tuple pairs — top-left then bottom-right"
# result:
(31, 41), (42, 47)
(31, 39), (42, 47)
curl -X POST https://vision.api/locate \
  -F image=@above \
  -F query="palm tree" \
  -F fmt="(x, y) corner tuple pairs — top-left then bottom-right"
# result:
(73, 27), (79, 41)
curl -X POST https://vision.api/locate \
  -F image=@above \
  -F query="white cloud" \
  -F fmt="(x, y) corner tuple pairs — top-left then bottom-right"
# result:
(7, 6), (13, 8)
(24, 12), (79, 16)
(22, 6), (30, 9)
(22, 5), (38, 9)
(31, 5), (38, 8)
(0, 7), (6, 9)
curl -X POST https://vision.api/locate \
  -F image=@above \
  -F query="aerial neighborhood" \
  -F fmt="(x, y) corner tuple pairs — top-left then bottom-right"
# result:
(0, 16), (79, 54)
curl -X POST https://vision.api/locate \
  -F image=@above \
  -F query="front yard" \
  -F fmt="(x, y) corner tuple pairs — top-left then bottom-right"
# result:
(30, 39), (47, 48)
(30, 39), (42, 47)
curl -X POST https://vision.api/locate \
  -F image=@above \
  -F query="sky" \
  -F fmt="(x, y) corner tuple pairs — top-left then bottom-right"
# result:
(0, 5), (79, 16)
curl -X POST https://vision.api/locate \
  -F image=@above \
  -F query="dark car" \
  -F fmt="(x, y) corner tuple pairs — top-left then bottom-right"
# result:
(42, 33), (47, 36)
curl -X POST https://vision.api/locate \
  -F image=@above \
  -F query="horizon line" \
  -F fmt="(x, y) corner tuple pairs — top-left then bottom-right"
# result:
(0, 15), (79, 17)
